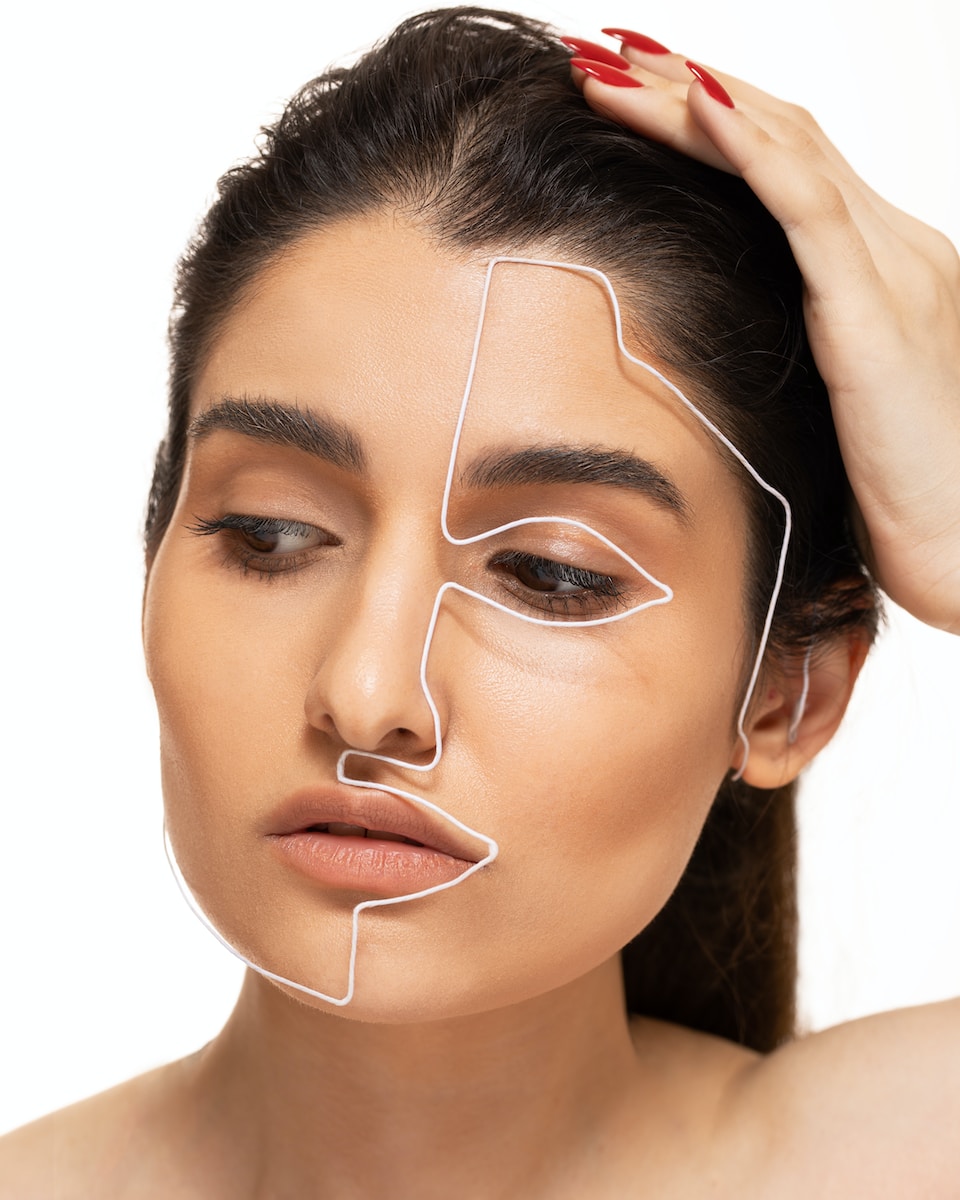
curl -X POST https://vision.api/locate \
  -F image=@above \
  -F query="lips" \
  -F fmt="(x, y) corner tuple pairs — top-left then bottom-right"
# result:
(268, 787), (483, 858)
(309, 821), (423, 845)
(265, 786), (488, 897)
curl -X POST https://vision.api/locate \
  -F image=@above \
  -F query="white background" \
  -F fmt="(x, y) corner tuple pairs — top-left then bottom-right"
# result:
(2, 0), (958, 1134)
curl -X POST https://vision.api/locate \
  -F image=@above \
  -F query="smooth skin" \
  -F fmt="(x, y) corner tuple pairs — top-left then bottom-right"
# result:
(3, 38), (960, 1200)
(143, 234), (770, 1022)
(4, 215), (958, 1200)
(574, 35), (960, 634)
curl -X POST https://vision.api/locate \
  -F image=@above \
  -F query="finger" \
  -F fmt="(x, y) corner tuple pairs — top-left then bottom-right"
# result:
(560, 37), (632, 72)
(592, 27), (952, 259)
(598, 37), (885, 197)
(598, 28), (692, 84)
(602, 31), (809, 117)
(573, 67), (739, 173)
(683, 77), (885, 308)
(679, 74), (960, 347)
(702, 91), (958, 276)
(574, 58), (957, 302)
(573, 57), (861, 184)
(598, 27), (813, 114)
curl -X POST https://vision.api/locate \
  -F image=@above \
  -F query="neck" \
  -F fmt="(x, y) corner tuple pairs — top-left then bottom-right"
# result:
(194, 957), (638, 1199)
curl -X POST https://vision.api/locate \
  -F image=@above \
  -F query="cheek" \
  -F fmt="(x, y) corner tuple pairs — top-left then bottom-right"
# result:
(143, 537), (311, 828)
(143, 521), (749, 1017)
(445, 588), (743, 792)
(433, 596), (743, 946)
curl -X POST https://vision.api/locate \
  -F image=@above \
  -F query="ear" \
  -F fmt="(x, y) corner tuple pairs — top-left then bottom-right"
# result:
(734, 632), (870, 789)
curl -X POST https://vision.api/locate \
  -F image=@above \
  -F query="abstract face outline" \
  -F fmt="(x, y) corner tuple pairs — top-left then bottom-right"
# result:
(161, 253), (790, 1007)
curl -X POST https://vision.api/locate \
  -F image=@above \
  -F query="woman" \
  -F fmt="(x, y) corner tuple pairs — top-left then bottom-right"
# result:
(3, 7), (959, 1194)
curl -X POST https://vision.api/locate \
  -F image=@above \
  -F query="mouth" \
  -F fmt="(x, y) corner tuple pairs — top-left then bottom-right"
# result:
(305, 822), (425, 847)
(265, 787), (490, 897)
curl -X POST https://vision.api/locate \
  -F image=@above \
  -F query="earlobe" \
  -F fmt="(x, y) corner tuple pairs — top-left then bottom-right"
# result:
(735, 633), (869, 789)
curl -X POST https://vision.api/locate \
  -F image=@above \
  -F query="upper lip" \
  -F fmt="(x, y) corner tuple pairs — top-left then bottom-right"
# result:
(265, 786), (484, 863)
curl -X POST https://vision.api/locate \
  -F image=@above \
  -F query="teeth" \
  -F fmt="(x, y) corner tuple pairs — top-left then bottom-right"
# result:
(326, 822), (366, 837)
(370, 829), (420, 845)
(308, 822), (424, 847)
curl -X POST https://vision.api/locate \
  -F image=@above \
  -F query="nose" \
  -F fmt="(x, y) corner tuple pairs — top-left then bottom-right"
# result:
(303, 551), (442, 762)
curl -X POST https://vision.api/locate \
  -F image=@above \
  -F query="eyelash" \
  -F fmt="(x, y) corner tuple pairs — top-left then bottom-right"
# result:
(489, 550), (625, 618)
(189, 514), (338, 578)
(189, 514), (626, 616)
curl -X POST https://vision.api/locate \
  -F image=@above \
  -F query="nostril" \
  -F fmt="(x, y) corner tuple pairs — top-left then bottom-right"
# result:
(301, 605), (444, 756)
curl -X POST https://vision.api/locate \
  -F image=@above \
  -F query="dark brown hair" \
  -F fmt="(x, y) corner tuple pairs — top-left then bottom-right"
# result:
(147, 7), (878, 1051)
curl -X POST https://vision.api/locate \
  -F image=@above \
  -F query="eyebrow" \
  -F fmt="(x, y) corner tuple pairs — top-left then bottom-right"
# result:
(189, 398), (365, 473)
(188, 398), (688, 522)
(462, 445), (690, 523)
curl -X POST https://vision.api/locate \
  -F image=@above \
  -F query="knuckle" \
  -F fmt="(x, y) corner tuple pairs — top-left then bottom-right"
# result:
(802, 174), (850, 227)
(770, 110), (823, 163)
(780, 100), (822, 138)
(783, 99), (815, 127)
(931, 230), (960, 288)
(910, 260), (960, 323)
(777, 179), (849, 238)
(903, 226), (960, 297)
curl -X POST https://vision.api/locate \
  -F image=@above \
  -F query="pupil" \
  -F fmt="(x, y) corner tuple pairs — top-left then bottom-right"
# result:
(520, 559), (561, 592)
(247, 531), (279, 553)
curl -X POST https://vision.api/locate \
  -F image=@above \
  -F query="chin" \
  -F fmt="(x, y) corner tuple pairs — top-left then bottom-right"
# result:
(242, 906), (631, 1028)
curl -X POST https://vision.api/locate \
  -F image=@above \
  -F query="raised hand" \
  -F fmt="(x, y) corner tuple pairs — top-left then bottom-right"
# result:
(567, 31), (960, 633)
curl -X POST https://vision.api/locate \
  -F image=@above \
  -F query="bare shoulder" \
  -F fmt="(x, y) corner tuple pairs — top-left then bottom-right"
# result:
(728, 998), (960, 1197)
(629, 1012), (759, 1102)
(0, 1057), (204, 1200)
(624, 1015), (762, 1193)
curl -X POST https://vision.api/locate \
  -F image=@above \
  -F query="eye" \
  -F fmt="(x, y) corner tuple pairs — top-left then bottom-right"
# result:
(189, 514), (338, 577)
(489, 550), (624, 617)
(510, 554), (595, 594)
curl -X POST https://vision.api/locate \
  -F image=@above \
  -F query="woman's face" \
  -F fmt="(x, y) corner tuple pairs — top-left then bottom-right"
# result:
(143, 215), (754, 1021)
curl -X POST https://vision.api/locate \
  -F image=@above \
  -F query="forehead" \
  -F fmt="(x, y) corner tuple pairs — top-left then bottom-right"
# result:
(197, 216), (483, 432)
(193, 215), (741, 520)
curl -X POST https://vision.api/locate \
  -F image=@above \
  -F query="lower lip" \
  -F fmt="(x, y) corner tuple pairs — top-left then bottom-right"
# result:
(269, 831), (477, 897)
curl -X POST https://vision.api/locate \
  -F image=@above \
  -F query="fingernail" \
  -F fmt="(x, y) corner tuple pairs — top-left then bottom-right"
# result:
(601, 28), (671, 55)
(561, 37), (630, 70)
(570, 58), (644, 88)
(685, 61), (735, 108)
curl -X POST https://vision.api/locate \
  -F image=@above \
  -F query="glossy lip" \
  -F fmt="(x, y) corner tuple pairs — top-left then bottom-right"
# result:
(266, 785), (483, 855)
(264, 785), (487, 896)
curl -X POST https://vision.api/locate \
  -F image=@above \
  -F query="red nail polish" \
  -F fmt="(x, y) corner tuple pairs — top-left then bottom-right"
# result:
(685, 61), (735, 108)
(601, 28), (671, 55)
(570, 58), (644, 88)
(561, 37), (630, 70)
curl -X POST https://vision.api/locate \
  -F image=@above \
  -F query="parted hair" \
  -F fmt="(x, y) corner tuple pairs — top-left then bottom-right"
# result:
(147, 6), (878, 1051)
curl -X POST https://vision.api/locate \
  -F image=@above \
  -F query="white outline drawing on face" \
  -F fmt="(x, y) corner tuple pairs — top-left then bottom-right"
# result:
(165, 258), (791, 1006)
